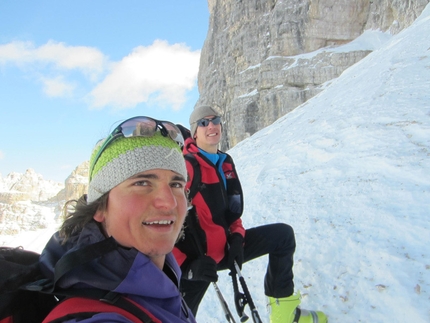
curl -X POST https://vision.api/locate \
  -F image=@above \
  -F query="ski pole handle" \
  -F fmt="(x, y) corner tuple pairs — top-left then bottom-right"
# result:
(231, 271), (249, 322)
(233, 261), (264, 323)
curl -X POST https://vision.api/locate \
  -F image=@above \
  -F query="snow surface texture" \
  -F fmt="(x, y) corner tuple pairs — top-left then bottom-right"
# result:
(1, 4), (429, 322)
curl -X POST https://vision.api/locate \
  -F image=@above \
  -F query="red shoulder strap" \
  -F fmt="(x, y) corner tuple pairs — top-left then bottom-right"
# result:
(42, 297), (161, 323)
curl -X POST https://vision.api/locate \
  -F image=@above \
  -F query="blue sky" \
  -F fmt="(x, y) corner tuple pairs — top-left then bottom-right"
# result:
(0, 0), (208, 182)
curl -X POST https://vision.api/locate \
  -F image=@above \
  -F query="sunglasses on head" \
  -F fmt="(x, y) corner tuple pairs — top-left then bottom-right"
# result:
(196, 116), (221, 127)
(89, 116), (184, 181)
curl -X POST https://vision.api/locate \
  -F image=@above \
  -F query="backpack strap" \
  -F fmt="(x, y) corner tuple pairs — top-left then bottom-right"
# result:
(43, 296), (160, 323)
(25, 237), (118, 293)
(184, 154), (201, 201)
(53, 237), (118, 288)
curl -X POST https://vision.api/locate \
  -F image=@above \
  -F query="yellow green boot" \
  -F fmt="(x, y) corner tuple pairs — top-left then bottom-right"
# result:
(267, 291), (327, 323)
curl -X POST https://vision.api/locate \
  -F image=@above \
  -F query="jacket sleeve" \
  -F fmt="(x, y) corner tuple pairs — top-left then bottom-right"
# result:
(229, 218), (245, 237)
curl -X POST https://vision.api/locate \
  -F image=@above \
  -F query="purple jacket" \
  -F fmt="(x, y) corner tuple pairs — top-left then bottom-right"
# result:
(39, 221), (196, 323)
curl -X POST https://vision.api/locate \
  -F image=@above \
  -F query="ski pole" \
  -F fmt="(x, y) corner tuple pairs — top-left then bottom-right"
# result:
(212, 281), (237, 323)
(231, 270), (249, 322)
(233, 261), (264, 323)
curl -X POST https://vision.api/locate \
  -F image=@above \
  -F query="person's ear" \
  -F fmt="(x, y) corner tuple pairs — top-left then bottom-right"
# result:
(93, 209), (105, 223)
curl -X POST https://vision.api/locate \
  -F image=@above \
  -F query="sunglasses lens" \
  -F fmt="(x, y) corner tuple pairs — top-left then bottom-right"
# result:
(197, 119), (208, 127)
(161, 122), (184, 147)
(120, 117), (157, 137)
(119, 117), (183, 146)
(211, 116), (221, 125)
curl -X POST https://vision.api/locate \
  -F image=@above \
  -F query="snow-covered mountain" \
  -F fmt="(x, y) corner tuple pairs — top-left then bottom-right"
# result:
(0, 162), (89, 237)
(1, 4), (429, 322)
(0, 169), (64, 235)
(0, 169), (63, 202)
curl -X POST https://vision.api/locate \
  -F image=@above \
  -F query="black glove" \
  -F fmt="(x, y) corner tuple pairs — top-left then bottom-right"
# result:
(227, 233), (244, 271)
(184, 255), (218, 282)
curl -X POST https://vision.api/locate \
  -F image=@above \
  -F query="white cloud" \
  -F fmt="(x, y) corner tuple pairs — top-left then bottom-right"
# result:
(0, 39), (199, 109)
(88, 39), (200, 110)
(0, 40), (107, 78)
(41, 76), (75, 97)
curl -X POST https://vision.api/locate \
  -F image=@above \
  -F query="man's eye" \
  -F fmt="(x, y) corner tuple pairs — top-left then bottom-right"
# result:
(171, 182), (185, 188)
(134, 180), (149, 186)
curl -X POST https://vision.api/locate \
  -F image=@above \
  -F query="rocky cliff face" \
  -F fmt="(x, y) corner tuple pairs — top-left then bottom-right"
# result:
(198, 0), (429, 149)
(0, 163), (89, 235)
(53, 161), (89, 203)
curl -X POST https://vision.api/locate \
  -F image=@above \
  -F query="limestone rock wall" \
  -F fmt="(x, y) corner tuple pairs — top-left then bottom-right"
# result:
(0, 163), (88, 235)
(199, 0), (429, 149)
(53, 161), (89, 203)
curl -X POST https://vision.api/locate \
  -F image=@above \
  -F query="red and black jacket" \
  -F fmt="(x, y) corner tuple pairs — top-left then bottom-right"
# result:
(173, 138), (245, 267)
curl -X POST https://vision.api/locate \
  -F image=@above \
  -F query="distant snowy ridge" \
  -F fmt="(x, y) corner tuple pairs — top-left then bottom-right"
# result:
(0, 168), (63, 201)
(0, 169), (63, 235)
(0, 162), (89, 236)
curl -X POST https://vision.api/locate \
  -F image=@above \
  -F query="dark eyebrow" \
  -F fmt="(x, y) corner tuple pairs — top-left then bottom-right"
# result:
(130, 172), (186, 182)
(172, 174), (187, 182)
(130, 173), (157, 180)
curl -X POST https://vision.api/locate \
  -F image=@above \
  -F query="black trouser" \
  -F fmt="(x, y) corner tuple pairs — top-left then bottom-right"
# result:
(180, 223), (296, 316)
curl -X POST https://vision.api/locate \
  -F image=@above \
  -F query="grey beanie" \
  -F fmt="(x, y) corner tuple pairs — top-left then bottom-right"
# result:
(189, 105), (221, 136)
(87, 133), (187, 203)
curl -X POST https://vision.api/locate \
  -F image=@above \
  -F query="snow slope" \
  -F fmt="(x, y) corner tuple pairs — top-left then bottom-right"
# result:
(196, 4), (430, 323)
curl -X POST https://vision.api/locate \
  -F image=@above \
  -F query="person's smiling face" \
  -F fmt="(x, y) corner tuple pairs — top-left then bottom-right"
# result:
(195, 115), (222, 153)
(94, 168), (187, 268)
